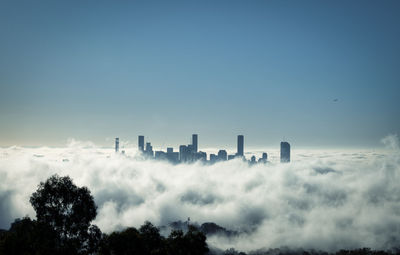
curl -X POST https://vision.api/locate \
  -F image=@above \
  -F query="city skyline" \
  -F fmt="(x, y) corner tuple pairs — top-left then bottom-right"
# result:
(1, 1), (400, 253)
(117, 134), (286, 163)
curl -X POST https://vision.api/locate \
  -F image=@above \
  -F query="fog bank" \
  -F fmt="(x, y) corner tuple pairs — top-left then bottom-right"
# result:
(0, 136), (399, 252)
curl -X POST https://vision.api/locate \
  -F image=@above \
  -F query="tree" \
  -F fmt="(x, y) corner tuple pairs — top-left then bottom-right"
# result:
(0, 217), (58, 255)
(166, 225), (209, 255)
(100, 227), (144, 255)
(29, 174), (101, 254)
(139, 221), (166, 255)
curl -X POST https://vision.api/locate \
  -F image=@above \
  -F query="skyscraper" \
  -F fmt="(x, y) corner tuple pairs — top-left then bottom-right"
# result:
(237, 135), (244, 156)
(115, 138), (119, 152)
(138, 135), (144, 151)
(192, 134), (198, 153)
(179, 145), (189, 162)
(145, 142), (154, 157)
(280, 142), (290, 163)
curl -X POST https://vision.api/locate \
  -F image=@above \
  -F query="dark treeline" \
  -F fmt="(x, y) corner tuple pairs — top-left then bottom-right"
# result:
(0, 175), (398, 255)
(0, 175), (208, 255)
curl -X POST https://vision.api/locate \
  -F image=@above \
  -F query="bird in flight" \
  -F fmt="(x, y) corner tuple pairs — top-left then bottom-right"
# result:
(333, 98), (339, 102)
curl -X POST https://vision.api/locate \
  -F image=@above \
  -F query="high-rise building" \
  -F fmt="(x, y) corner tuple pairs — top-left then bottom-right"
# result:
(218, 150), (227, 161)
(179, 145), (189, 162)
(138, 135), (144, 151)
(145, 142), (154, 158)
(280, 142), (290, 163)
(115, 138), (119, 152)
(237, 135), (244, 156)
(166, 148), (179, 163)
(192, 134), (198, 153)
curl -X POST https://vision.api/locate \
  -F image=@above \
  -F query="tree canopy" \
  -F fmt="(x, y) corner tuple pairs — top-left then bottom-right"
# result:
(29, 174), (101, 254)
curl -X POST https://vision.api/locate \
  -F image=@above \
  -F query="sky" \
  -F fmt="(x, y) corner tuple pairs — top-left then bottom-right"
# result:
(1, 0), (399, 148)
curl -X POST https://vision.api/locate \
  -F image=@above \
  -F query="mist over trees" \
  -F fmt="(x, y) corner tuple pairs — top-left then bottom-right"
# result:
(0, 174), (398, 255)
(0, 174), (208, 255)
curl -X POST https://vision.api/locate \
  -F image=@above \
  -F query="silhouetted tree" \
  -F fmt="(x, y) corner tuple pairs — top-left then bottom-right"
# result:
(100, 227), (144, 255)
(29, 174), (101, 254)
(166, 225), (208, 255)
(183, 224), (209, 255)
(0, 217), (57, 255)
(139, 221), (166, 255)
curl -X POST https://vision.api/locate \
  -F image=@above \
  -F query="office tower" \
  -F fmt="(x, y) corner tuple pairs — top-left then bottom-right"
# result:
(145, 142), (154, 157)
(192, 134), (198, 153)
(250, 155), (256, 164)
(280, 142), (291, 163)
(166, 148), (179, 163)
(237, 135), (244, 156)
(115, 138), (119, 152)
(179, 145), (189, 162)
(138, 135), (144, 151)
(218, 150), (227, 161)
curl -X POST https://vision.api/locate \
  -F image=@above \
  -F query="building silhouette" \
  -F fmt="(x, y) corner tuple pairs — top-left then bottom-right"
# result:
(145, 142), (154, 158)
(210, 154), (218, 163)
(280, 142), (290, 163)
(218, 150), (227, 161)
(166, 147), (179, 163)
(192, 134), (198, 153)
(258, 152), (268, 163)
(237, 135), (244, 157)
(179, 145), (190, 162)
(250, 155), (256, 164)
(115, 138), (119, 152)
(138, 135), (144, 151)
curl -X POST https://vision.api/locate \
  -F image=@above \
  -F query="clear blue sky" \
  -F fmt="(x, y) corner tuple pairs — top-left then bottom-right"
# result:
(0, 0), (399, 148)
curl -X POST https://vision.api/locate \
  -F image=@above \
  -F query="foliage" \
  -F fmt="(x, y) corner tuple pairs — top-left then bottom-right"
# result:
(25, 174), (100, 254)
(100, 222), (209, 255)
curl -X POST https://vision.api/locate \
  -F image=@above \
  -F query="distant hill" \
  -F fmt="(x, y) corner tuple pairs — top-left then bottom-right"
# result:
(160, 220), (239, 238)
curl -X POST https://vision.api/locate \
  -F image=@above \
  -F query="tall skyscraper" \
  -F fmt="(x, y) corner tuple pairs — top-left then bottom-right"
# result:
(138, 135), (144, 151)
(115, 138), (119, 152)
(280, 142), (290, 163)
(237, 135), (244, 156)
(192, 134), (198, 153)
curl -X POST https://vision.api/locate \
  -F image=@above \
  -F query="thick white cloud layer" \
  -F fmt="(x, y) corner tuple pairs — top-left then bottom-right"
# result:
(0, 136), (399, 252)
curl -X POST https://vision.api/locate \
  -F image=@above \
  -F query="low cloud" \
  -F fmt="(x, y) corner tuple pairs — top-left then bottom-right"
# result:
(0, 135), (399, 252)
